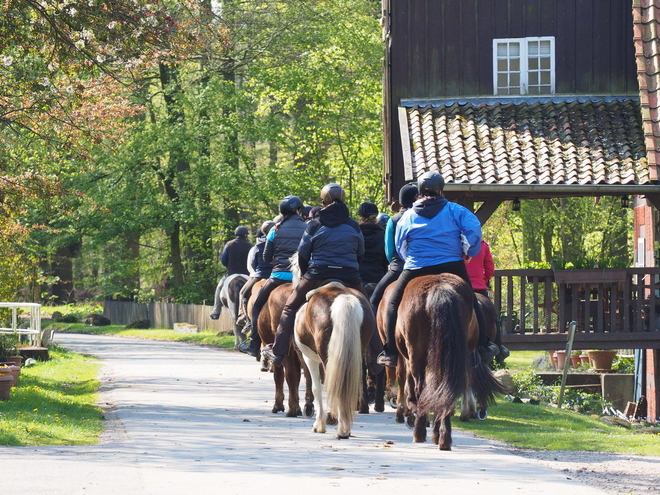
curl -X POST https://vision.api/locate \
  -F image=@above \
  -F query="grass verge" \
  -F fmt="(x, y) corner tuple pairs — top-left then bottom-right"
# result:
(0, 346), (103, 446)
(456, 398), (660, 455)
(47, 322), (235, 348)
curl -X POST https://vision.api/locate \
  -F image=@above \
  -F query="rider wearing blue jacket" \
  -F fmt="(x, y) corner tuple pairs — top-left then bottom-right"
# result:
(377, 171), (499, 367)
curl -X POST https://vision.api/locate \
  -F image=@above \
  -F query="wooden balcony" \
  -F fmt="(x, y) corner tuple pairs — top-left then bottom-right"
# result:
(493, 268), (660, 351)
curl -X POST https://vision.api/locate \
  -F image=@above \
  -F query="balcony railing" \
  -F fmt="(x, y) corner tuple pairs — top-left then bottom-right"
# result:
(492, 268), (660, 351)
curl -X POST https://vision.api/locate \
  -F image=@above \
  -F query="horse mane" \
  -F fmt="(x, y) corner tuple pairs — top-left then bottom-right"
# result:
(289, 252), (302, 287)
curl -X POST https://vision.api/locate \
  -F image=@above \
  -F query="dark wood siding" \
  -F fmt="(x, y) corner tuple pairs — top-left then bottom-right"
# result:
(386, 0), (639, 199)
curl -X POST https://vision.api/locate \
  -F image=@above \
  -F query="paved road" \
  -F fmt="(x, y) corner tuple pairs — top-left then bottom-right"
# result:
(0, 333), (608, 495)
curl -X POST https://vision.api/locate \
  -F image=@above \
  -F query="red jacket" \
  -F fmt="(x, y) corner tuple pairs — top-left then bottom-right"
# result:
(466, 240), (494, 291)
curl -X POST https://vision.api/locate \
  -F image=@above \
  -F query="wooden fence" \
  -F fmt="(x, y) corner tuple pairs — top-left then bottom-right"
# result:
(494, 268), (660, 351)
(101, 300), (233, 333)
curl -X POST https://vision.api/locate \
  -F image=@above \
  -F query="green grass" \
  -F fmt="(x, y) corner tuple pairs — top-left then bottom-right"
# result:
(0, 346), (103, 446)
(503, 350), (543, 370)
(47, 322), (235, 348)
(457, 398), (660, 455)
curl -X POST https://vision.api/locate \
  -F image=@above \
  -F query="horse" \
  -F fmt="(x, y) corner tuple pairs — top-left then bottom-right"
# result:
(211, 273), (249, 349)
(377, 273), (502, 450)
(294, 282), (375, 439)
(246, 279), (314, 418)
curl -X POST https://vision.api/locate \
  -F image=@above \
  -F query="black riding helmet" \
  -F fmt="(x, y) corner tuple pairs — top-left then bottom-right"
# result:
(417, 171), (445, 197)
(399, 183), (419, 208)
(235, 226), (249, 237)
(320, 183), (345, 205)
(279, 195), (303, 214)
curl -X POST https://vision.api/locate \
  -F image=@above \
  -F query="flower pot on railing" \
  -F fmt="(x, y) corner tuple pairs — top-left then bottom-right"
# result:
(580, 353), (590, 366)
(587, 350), (618, 371)
(570, 353), (581, 367)
(554, 350), (566, 369)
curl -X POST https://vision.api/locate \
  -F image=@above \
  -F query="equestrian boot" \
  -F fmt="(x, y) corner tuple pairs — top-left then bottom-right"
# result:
(261, 344), (285, 367)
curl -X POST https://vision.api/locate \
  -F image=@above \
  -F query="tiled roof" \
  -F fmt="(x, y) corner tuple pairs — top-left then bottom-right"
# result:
(403, 99), (652, 187)
(633, 0), (660, 180)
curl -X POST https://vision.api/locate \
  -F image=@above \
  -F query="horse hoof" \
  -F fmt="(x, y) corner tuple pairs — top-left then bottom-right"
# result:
(326, 414), (338, 426)
(337, 434), (350, 440)
(358, 405), (369, 414)
(477, 408), (488, 421)
(286, 410), (299, 418)
(439, 444), (452, 451)
(304, 403), (314, 418)
(272, 406), (284, 414)
(405, 415), (415, 429)
(389, 397), (397, 409)
(375, 402), (385, 413)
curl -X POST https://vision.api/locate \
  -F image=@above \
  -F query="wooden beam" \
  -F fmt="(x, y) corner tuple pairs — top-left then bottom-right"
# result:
(645, 193), (660, 213)
(475, 199), (503, 225)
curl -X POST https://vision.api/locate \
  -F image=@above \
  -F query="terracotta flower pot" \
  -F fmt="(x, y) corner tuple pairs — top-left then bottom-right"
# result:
(8, 356), (22, 368)
(549, 351), (558, 369)
(555, 350), (567, 369)
(580, 354), (590, 365)
(587, 350), (617, 371)
(570, 354), (581, 367)
(0, 374), (13, 400)
(0, 364), (20, 386)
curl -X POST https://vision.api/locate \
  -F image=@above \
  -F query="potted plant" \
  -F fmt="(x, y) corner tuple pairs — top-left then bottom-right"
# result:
(587, 349), (618, 371)
(579, 351), (590, 366)
(570, 351), (581, 367)
(0, 334), (21, 386)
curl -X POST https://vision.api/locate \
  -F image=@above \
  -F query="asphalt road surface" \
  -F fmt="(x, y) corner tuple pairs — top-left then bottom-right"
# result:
(0, 333), (609, 495)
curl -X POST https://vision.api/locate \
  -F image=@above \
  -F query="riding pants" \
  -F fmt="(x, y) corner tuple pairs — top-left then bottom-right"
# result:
(272, 278), (384, 366)
(383, 260), (488, 352)
(369, 269), (402, 316)
(248, 277), (289, 351)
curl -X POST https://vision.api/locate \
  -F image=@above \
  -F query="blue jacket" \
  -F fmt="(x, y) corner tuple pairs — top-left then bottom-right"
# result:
(298, 201), (364, 280)
(249, 235), (273, 278)
(395, 196), (482, 270)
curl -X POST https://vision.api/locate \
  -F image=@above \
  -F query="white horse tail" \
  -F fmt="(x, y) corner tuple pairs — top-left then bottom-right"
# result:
(325, 293), (363, 437)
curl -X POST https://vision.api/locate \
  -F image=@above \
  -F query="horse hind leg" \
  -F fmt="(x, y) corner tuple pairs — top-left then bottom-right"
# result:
(459, 389), (476, 422)
(272, 365), (285, 414)
(284, 354), (302, 418)
(374, 367), (385, 413)
(438, 414), (452, 451)
(298, 344), (325, 433)
(413, 413), (427, 443)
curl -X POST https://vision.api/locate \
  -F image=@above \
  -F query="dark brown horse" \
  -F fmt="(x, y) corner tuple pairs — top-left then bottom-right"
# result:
(246, 280), (314, 418)
(294, 283), (375, 439)
(377, 273), (502, 450)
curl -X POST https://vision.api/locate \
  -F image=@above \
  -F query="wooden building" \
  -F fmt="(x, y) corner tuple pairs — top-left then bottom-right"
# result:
(382, 0), (660, 419)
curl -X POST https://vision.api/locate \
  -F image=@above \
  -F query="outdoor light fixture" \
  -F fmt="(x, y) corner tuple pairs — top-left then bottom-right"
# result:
(621, 196), (630, 208)
(512, 198), (521, 211)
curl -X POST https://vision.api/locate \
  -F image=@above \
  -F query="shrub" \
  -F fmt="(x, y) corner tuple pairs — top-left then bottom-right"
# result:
(510, 368), (556, 403)
(0, 333), (19, 361)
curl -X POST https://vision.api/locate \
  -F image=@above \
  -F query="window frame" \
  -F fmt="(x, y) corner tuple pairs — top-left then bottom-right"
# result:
(492, 36), (556, 96)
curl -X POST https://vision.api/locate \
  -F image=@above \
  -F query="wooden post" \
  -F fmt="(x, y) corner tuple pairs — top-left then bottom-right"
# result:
(646, 349), (660, 421)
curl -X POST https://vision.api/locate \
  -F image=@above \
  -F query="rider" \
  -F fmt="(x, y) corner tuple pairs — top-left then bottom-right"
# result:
(357, 201), (389, 289)
(236, 220), (276, 328)
(369, 182), (418, 316)
(261, 183), (383, 368)
(210, 226), (254, 320)
(238, 196), (306, 357)
(376, 171), (499, 367)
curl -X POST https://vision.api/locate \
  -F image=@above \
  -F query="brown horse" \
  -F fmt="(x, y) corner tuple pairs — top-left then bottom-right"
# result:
(246, 280), (314, 418)
(377, 273), (502, 450)
(294, 283), (375, 439)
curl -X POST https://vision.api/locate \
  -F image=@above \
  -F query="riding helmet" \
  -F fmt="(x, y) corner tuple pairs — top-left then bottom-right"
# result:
(417, 171), (445, 197)
(279, 195), (304, 214)
(357, 201), (379, 217)
(399, 183), (419, 208)
(260, 220), (276, 236)
(320, 183), (345, 204)
(234, 226), (249, 237)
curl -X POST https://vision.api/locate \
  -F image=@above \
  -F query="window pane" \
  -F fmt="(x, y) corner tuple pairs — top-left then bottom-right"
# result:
(510, 73), (520, 87)
(497, 44), (508, 57)
(540, 57), (551, 70)
(540, 40), (551, 55)
(540, 85), (552, 93)
(498, 73), (508, 87)
(510, 58), (520, 71)
(528, 41), (538, 56)
(528, 57), (538, 70)
(529, 86), (540, 95)
(541, 71), (551, 84)
(498, 59), (508, 71)
(509, 43), (520, 57)
(529, 72), (538, 85)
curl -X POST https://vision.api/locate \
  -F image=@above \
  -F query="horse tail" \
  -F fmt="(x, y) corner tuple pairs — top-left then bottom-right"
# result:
(418, 287), (469, 418)
(469, 352), (507, 409)
(325, 293), (364, 429)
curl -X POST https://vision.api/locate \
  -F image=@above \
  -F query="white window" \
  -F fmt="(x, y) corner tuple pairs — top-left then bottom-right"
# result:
(493, 37), (555, 95)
